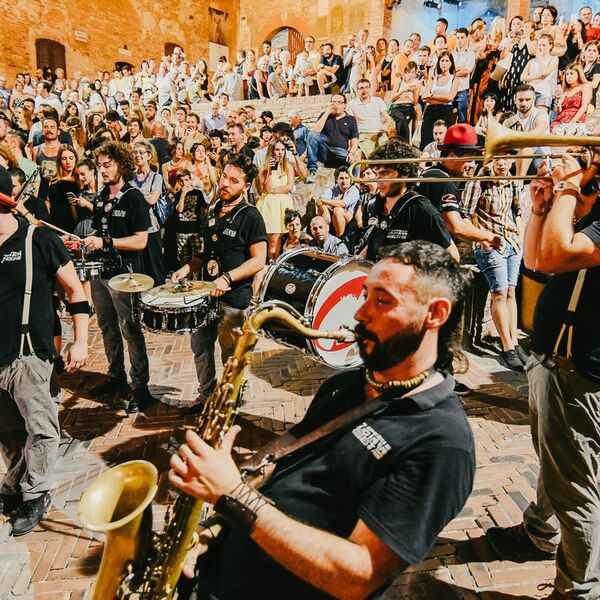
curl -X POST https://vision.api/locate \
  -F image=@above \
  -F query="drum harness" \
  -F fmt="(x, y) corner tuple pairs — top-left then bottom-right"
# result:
(18, 225), (36, 358)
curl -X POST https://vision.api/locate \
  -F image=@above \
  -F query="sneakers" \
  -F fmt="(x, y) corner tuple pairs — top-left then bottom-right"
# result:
(486, 523), (555, 562)
(502, 349), (524, 371)
(127, 386), (158, 414)
(537, 583), (571, 599)
(306, 171), (316, 184)
(454, 382), (471, 396)
(89, 377), (129, 398)
(179, 396), (206, 416)
(0, 492), (22, 515)
(515, 344), (529, 365)
(12, 493), (51, 537)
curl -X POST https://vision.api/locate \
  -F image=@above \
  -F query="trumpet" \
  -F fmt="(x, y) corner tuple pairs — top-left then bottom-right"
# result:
(350, 120), (600, 184)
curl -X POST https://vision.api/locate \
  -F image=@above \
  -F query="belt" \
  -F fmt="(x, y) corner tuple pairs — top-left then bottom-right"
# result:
(531, 351), (577, 373)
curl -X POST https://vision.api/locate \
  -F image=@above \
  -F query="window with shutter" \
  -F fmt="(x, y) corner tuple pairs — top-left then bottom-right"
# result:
(35, 39), (66, 77)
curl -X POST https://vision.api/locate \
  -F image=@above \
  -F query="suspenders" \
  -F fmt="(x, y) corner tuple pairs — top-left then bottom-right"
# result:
(18, 225), (36, 358)
(553, 268), (587, 361)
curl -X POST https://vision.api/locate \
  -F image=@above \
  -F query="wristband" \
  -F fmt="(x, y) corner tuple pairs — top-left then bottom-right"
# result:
(66, 300), (91, 316)
(222, 271), (233, 285)
(531, 207), (548, 217)
(214, 482), (274, 534)
(555, 189), (579, 199)
(102, 236), (113, 251)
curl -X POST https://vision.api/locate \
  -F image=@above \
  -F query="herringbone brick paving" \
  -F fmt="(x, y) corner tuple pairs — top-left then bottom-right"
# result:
(0, 319), (555, 599)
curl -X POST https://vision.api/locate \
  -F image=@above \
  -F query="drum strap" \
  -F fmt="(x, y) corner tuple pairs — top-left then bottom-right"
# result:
(553, 268), (587, 360)
(18, 224), (36, 358)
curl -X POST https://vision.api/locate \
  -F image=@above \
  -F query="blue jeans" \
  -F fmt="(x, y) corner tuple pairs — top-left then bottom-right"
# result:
(306, 131), (348, 173)
(456, 89), (470, 123)
(474, 242), (521, 293)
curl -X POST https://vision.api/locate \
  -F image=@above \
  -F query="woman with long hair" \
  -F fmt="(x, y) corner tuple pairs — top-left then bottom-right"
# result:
(47, 144), (80, 233)
(132, 140), (166, 284)
(9, 80), (28, 113)
(420, 51), (458, 149)
(73, 158), (98, 238)
(578, 40), (600, 110)
(162, 140), (186, 193)
(11, 105), (33, 144)
(65, 117), (87, 157)
(474, 92), (501, 138)
(377, 39), (399, 94)
(521, 33), (559, 112)
(551, 63), (592, 134)
(188, 142), (217, 201)
(389, 61), (422, 141)
(256, 139), (295, 258)
(244, 49), (259, 99)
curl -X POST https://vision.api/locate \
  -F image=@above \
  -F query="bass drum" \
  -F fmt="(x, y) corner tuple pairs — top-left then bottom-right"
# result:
(257, 247), (372, 369)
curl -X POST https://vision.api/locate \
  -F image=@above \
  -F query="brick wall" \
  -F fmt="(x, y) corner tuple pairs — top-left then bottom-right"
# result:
(238, 0), (391, 56)
(0, 0), (239, 80)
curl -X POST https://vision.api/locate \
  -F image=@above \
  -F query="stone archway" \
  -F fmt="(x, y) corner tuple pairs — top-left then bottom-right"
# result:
(265, 27), (304, 63)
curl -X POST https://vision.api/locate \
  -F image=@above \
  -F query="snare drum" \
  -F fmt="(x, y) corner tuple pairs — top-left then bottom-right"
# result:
(257, 247), (372, 369)
(73, 259), (104, 281)
(138, 286), (219, 334)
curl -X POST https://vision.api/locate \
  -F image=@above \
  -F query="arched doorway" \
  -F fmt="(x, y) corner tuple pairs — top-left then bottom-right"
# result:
(35, 39), (66, 76)
(266, 27), (304, 63)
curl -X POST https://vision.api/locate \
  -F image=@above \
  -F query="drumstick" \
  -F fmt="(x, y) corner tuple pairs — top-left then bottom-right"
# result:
(38, 220), (82, 241)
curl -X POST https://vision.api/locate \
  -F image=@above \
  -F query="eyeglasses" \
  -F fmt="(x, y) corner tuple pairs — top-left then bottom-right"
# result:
(132, 150), (148, 155)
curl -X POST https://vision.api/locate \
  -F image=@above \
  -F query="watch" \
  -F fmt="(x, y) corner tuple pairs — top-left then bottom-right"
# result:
(553, 181), (580, 195)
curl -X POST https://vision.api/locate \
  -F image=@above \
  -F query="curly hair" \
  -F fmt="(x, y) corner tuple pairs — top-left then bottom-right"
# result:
(227, 152), (258, 184)
(95, 141), (136, 182)
(379, 241), (472, 373)
(368, 139), (419, 179)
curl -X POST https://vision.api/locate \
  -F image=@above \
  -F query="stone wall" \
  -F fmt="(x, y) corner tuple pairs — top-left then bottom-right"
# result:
(0, 0), (239, 80)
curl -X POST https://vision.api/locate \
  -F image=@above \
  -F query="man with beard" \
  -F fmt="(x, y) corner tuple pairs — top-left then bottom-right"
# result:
(82, 141), (155, 414)
(357, 138), (458, 262)
(32, 117), (61, 200)
(169, 240), (475, 600)
(316, 43), (343, 94)
(171, 153), (267, 415)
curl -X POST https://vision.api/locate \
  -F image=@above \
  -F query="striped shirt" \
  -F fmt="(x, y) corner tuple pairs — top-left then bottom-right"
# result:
(461, 167), (523, 252)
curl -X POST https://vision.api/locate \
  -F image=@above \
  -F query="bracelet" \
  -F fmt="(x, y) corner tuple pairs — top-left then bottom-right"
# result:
(214, 482), (274, 534)
(531, 207), (548, 217)
(222, 271), (233, 285)
(102, 236), (113, 251)
(555, 189), (579, 199)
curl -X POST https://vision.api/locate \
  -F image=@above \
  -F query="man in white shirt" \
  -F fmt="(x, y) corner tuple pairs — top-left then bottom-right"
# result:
(452, 28), (476, 123)
(346, 79), (394, 158)
(34, 82), (62, 113)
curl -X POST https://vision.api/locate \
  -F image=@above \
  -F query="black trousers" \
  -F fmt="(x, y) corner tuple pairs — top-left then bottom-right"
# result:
(142, 230), (166, 285)
(389, 104), (416, 142)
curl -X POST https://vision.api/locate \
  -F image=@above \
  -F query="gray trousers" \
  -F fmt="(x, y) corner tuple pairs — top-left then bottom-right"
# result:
(523, 355), (600, 599)
(90, 278), (149, 389)
(190, 303), (245, 401)
(0, 355), (59, 501)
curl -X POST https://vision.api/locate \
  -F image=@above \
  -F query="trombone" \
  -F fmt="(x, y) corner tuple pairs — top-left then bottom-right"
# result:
(350, 120), (600, 184)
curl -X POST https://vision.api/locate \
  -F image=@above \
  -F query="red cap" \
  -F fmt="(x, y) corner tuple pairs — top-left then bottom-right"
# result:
(437, 123), (482, 152)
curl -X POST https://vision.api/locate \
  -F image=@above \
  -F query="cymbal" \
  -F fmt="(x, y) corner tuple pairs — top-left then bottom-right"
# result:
(150, 281), (217, 298)
(108, 273), (155, 293)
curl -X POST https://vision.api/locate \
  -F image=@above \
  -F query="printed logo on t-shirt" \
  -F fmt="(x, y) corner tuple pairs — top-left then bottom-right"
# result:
(223, 228), (236, 237)
(1, 251), (22, 263)
(113, 209), (126, 218)
(441, 193), (457, 206)
(386, 229), (407, 240)
(352, 422), (391, 460)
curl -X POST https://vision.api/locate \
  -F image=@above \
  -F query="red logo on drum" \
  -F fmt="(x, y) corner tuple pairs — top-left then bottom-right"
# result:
(313, 276), (366, 353)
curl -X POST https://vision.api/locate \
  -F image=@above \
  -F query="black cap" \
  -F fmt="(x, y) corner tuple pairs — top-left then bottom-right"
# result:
(0, 165), (16, 208)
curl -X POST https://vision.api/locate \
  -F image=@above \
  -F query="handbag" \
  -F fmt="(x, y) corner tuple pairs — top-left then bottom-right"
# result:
(151, 174), (175, 227)
(490, 52), (512, 82)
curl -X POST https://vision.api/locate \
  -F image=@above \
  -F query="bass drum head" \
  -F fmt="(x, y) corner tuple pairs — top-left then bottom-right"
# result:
(307, 257), (372, 369)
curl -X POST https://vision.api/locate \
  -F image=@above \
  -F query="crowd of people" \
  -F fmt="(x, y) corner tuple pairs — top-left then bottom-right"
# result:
(0, 4), (599, 600)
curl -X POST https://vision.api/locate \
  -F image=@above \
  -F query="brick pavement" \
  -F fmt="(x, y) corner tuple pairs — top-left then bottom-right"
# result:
(0, 318), (556, 600)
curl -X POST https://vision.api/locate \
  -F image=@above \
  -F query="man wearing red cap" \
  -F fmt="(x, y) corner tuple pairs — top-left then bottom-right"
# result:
(0, 165), (88, 536)
(416, 123), (502, 252)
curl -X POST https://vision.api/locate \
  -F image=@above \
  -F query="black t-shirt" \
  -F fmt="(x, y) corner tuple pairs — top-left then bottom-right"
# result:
(320, 54), (344, 73)
(416, 165), (462, 214)
(0, 223), (71, 367)
(150, 137), (171, 168)
(24, 195), (50, 221)
(361, 190), (453, 261)
(531, 199), (600, 382)
(175, 188), (208, 234)
(47, 179), (80, 233)
(90, 183), (151, 275)
(199, 201), (267, 309)
(199, 371), (475, 600)
(319, 113), (359, 150)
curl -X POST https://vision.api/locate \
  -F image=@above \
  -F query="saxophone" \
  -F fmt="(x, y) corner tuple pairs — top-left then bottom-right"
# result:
(78, 301), (354, 599)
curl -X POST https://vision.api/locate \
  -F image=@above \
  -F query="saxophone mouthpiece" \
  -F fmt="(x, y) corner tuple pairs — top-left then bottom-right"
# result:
(336, 327), (356, 343)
